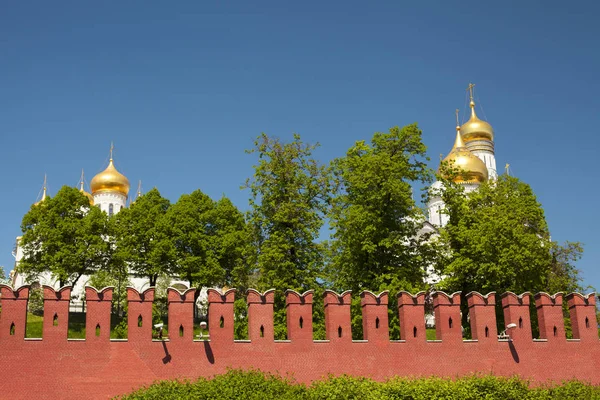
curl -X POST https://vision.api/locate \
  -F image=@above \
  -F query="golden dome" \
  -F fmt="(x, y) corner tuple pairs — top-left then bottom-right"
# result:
(34, 187), (47, 206)
(440, 129), (488, 184)
(460, 99), (494, 142)
(79, 170), (94, 205)
(34, 175), (48, 206)
(90, 155), (130, 197)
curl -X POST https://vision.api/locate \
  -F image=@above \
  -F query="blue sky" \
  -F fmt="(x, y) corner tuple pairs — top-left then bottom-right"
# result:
(1, 1), (598, 291)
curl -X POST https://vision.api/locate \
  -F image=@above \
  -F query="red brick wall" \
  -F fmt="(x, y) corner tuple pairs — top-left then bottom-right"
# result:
(0, 284), (598, 400)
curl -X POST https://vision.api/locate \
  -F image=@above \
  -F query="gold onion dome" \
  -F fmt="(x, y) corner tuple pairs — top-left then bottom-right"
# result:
(90, 155), (130, 197)
(34, 175), (48, 206)
(460, 99), (494, 142)
(34, 187), (47, 206)
(79, 170), (94, 205)
(440, 128), (488, 184)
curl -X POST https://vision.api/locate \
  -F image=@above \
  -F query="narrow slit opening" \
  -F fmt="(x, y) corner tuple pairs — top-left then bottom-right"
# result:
(553, 326), (557, 337)
(413, 326), (417, 338)
(179, 324), (184, 337)
(219, 316), (224, 328)
(518, 317), (523, 328)
(338, 326), (342, 338)
(585, 317), (590, 328)
(10, 322), (15, 336)
(95, 324), (101, 337)
(485, 326), (489, 338)
(53, 313), (59, 327)
(138, 315), (143, 328)
(299, 316), (304, 329)
(375, 317), (380, 329)
(260, 325), (264, 338)
(449, 317), (453, 329)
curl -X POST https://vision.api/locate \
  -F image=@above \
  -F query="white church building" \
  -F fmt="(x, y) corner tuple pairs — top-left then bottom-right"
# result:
(11, 148), (202, 311)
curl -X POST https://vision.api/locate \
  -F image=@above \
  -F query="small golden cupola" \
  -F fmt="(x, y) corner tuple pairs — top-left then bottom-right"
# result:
(460, 83), (494, 143)
(90, 146), (130, 197)
(440, 122), (489, 184)
(34, 175), (48, 206)
(78, 169), (94, 205)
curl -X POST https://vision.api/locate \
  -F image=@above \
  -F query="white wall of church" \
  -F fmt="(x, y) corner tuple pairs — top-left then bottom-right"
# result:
(93, 192), (127, 216)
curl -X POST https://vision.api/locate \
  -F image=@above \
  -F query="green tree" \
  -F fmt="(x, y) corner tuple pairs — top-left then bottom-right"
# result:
(166, 190), (248, 290)
(327, 124), (434, 339)
(245, 133), (332, 292)
(87, 269), (131, 324)
(213, 197), (252, 289)
(436, 174), (551, 294)
(112, 188), (173, 286)
(547, 241), (587, 294)
(328, 124), (433, 293)
(245, 133), (333, 339)
(18, 186), (111, 287)
(432, 173), (585, 329)
(0, 268), (8, 285)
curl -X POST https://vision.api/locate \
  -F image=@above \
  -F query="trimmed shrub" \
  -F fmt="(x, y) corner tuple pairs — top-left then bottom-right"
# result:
(118, 369), (600, 400)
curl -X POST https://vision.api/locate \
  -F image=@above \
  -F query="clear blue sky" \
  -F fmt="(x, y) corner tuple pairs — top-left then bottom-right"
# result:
(1, 1), (598, 291)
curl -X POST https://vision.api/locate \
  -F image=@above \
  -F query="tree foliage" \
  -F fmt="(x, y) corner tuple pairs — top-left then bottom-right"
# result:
(121, 369), (600, 400)
(87, 269), (131, 314)
(0, 268), (8, 285)
(165, 190), (248, 289)
(245, 133), (332, 339)
(112, 188), (173, 286)
(19, 186), (111, 287)
(547, 241), (587, 294)
(245, 133), (332, 292)
(431, 172), (587, 332)
(433, 173), (582, 296)
(328, 124), (434, 294)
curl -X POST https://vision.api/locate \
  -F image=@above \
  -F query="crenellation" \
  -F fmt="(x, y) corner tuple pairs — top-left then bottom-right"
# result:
(432, 291), (462, 342)
(534, 292), (565, 341)
(247, 289), (275, 342)
(566, 292), (597, 341)
(85, 286), (114, 342)
(323, 290), (352, 342)
(285, 290), (314, 341)
(501, 292), (532, 342)
(207, 288), (236, 343)
(42, 285), (71, 340)
(466, 291), (496, 342)
(167, 287), (196, 342)
(397, 291), (426, 342)
(0, 284), (29, 341)
(127, 287), (155, 342)
(360, 291), (389, 343)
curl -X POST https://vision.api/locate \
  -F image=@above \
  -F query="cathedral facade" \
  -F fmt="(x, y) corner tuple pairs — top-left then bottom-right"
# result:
(11, 149), (196, 311)
(427, 85), (497, 228)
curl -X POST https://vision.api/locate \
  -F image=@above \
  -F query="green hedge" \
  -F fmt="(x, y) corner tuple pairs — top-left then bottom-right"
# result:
(118, 369), (600, 400)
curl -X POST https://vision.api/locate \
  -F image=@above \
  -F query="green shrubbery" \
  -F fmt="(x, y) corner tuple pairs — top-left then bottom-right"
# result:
(119, 369), (600, 400)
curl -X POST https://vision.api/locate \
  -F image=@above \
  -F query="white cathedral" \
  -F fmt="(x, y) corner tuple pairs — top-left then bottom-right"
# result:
(416, 85), (498, 287)
(11, 149), (197, 310)
(11, 84), (498, 310)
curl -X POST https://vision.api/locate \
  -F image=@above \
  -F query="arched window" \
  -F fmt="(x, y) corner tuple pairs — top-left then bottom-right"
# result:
(108, 203), (114, 216)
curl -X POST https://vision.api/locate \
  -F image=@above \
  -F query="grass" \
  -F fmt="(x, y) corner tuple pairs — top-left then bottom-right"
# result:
(25, 313), (210, 340)
(25, 313), (43, 338)
(426, 328), (436, 340)
(23, 314), (600, 341)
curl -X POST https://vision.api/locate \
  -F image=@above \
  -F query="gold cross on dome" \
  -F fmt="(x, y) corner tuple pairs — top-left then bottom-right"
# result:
(467, 83), (475, 102)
